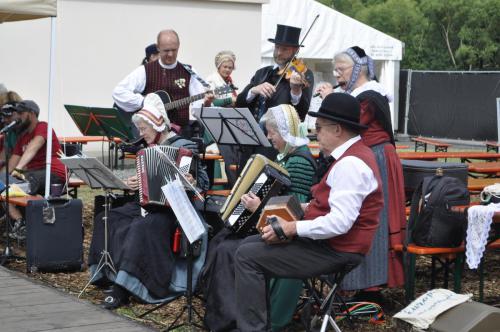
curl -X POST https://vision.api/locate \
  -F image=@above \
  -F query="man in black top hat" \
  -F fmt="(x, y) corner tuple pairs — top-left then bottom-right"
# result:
(236, 24), (314, 121)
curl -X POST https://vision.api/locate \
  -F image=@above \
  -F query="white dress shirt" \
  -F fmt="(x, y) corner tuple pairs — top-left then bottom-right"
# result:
(296, 136), (379, 239)
(112, 60), (206, 112)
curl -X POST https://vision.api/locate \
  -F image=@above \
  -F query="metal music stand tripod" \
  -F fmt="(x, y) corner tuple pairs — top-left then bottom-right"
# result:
(0, 146), (26, 266)
(59, 156), (130, 297)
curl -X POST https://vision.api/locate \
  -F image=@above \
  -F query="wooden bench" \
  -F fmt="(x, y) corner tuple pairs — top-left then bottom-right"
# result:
(412, 136), (451, 152)
(467, 177), (499, 192)
(398, 151), (500, 162)
(467, 162), (500, 178)
(394, 243), (464, 303)
(67, 178), (86, 198)
(485, 141), (500, 153)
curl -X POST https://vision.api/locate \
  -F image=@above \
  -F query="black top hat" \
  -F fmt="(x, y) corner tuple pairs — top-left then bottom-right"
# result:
(268, 24), (303, 47)
(308, 93), (367, 129)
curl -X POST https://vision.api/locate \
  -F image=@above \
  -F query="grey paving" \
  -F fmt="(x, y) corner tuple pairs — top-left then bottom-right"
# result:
(0, 266), (154, 331)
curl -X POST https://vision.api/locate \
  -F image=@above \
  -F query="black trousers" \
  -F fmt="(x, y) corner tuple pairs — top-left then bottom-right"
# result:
(234, 235), (364, 331)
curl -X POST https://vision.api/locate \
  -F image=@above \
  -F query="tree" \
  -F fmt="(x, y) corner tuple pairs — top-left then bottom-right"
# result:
(315, 0), (500, 70)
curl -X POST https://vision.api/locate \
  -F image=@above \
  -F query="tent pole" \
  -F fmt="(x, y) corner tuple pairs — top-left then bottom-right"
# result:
(45, 16), (56, 199)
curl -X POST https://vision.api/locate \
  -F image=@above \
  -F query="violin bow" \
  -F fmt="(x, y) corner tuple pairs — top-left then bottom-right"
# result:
(274, 14), (320, 88)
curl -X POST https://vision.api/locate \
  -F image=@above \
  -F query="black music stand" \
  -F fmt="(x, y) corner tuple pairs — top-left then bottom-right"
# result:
(64, 105), (135, 169)
(59, 156), (130, 297)
(193, 106), (271, 184)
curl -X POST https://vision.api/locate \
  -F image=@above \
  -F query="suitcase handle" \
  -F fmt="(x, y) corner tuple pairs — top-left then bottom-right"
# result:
(46, 197), (72, 207)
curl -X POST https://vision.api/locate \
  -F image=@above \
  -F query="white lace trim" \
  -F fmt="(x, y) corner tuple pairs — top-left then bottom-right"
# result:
(466, 203), (500, 269)
(350, 81), (394, 102)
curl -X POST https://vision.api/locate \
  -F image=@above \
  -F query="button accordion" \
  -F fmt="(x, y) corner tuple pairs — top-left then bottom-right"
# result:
(136, 145), (193, 206)
(220, 154), (291, 236)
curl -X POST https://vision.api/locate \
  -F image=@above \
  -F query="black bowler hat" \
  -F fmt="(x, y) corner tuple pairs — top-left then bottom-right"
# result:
(308, 93), (367, 129)
(268, 24), (303, 47)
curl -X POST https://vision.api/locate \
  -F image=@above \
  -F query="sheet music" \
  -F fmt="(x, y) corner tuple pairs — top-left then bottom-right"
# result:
(162, 177), (205, 243)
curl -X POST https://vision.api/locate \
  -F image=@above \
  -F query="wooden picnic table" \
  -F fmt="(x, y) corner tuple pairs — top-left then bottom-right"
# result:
(0, 194), (44, 207)
(398, 151), (500, 162)
(412, 136), (451, 152)
(485, 141), (500, 153)
(60, 136), (122, 144)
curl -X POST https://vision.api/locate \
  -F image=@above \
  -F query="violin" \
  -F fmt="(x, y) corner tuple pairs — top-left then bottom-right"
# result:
(274, 14), (319, 89)
(277, 58), (310, 87)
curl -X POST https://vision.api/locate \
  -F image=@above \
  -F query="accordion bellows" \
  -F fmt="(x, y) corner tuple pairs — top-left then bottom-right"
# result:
(256, 195), (304, 233)
(220, 154), (291, 236)
(136, 145), (193, 206)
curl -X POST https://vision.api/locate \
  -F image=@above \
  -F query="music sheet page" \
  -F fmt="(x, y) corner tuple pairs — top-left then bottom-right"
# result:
(162, 178), (205, 243)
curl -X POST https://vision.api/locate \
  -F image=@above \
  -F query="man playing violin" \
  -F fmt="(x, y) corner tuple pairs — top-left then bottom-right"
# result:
(113, 29), (214, 139)
(236, 24), (314, 121)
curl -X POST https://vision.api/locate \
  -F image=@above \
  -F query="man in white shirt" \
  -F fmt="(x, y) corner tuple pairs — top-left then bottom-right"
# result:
(113, 29), (213, 138)
(233, 93), (384, 331)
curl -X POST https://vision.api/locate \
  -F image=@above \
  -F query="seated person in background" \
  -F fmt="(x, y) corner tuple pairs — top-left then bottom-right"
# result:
(233, 93), (383, 331)
(0, 86), (23, 168)
(202, 104), (317, 332)
(4, 100), (66, 241)
(141, 43), (159, 65)
(88, 92), (209, 309)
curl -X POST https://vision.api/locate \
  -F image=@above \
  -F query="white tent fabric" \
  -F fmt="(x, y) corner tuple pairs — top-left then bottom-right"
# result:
(1, 0), (57, 198)
(261, 0), (403, 128)
(0, 0), (56, 23)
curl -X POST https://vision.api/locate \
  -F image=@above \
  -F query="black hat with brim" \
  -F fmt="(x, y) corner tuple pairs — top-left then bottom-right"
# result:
(308, 93), (367, 129)
(268, 24), (303, 47)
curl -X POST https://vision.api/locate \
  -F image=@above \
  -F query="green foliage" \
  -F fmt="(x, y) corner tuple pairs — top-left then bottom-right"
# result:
(316, 0), (500, 70)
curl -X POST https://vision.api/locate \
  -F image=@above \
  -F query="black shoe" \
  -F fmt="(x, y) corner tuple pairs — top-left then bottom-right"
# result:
(101, 285), (130, 310)
(102, 295), (129, 310)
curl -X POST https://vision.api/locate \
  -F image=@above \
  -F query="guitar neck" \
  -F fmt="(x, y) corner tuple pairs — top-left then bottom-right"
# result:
(164, 92), (206, 111)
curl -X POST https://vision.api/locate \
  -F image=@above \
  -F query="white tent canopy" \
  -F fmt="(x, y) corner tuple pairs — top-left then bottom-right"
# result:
(0, 0), (56, 22)
(1, 0), (57, 198)
(261, 0), (403, 129)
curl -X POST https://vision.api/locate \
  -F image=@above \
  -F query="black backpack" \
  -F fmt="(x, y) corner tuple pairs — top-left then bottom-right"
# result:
(407, 175), (470, 247)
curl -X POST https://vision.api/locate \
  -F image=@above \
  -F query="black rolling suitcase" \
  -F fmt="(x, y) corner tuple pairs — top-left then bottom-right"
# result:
(25, 198), (84, 273)
(401, 160), (468, 200)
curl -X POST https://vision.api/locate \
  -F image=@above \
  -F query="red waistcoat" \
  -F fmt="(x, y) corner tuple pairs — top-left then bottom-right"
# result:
(304, 140), (383, 254)
(143, 61), (191, 126)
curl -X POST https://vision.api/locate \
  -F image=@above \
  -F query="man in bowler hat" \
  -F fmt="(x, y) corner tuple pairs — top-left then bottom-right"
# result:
(232, 93), (384, 331)
(236, 24), (314, 121)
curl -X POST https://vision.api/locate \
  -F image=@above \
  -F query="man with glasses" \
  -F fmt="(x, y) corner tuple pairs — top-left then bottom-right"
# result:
(233, 93), (383, 331)
(113, 29), (213, 138)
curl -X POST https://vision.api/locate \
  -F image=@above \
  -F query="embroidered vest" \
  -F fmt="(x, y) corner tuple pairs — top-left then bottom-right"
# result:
(304, 140), (383, 254)
(143, 61), (191, 126)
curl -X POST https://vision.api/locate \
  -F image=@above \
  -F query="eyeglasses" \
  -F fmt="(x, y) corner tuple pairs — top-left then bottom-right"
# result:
(315, 122), (338, 133)
(333, 66), (353, 76)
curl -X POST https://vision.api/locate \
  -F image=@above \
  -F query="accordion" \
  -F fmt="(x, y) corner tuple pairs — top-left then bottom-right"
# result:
(136, 145), (193, 206)
(256, 195), (304, 233)
(220, 154), (291, 236)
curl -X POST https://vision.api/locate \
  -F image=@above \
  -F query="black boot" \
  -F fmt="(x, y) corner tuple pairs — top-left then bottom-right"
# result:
(102, 284), (130, 310)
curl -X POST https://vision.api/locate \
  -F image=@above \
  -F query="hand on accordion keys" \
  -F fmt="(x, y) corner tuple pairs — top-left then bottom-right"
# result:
(261, 215), (297, 245)
(240, 192), (261, 213)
